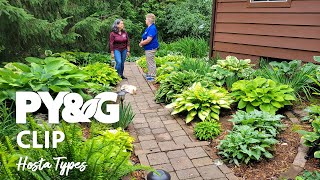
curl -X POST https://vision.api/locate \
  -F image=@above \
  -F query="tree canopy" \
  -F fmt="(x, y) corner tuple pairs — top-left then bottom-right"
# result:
(0, 0), (212, 59)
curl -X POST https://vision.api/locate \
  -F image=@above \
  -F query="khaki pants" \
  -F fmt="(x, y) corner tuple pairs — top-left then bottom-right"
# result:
(145, 49), (157, 77)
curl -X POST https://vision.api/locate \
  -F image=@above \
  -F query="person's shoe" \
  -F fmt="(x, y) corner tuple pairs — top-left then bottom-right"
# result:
(146, 76), (155, 82)
(143, 74), (150, 78)
(121, 76), (128, 79)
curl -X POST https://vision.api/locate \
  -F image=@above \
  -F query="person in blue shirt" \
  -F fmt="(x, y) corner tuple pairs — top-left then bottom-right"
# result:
(139, 13), (159, 82)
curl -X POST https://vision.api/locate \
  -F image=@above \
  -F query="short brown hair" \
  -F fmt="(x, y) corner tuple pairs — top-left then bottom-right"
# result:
(146, 13), (156, 23)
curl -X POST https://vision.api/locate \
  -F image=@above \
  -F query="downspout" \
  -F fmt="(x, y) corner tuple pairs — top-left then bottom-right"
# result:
(209, 0), (217, 58)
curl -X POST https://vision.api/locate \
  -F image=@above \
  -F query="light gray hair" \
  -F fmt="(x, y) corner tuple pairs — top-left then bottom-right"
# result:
(112, 19), (122, 33)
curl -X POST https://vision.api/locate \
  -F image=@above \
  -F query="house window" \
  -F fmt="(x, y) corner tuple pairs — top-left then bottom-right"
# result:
(247, 0), (291, 7)
(251, 0), (287, 2)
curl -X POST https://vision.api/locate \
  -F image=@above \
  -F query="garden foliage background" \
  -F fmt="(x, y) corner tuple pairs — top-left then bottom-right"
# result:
(0, 0), (212, 60)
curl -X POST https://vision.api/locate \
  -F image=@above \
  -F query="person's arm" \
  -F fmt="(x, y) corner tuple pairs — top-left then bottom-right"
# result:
(139, 37), (153, 47)
(139, 26), (156, 47)
(126, 32), (130, 56)
(109, 32), (115, 58)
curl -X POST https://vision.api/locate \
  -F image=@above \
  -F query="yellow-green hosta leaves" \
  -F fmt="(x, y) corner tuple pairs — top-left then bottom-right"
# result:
(82, 62), (121, 86)
(166, 82), (233, 123)
(231, 77), (296, 114)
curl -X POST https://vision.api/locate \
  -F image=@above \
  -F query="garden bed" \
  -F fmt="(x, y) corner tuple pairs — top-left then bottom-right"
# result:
(153, 80), (319, 179)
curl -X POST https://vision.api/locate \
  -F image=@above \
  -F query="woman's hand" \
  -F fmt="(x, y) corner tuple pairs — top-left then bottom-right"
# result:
(111, 52), (114, 59)
(126, 51), (130, 57)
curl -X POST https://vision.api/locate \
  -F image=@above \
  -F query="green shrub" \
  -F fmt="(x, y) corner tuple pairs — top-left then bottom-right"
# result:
(136, 55), (184, 73)
(82, 62), (121, 86)
(170, 37), (208, 58)
(296, 170), (320, 180)
(113, 103), (135, 130)
(296, 119), (320, 159)
(163, 0), (212, 39)
(0, 57), (92, 102)
(256, 59), (318, 100)
(156, 42), (175, 57)
(48, 51), (112, 66)
(218, 125), (278, 166)
(231, 77), (296, 114)
(230, 110), (285, 137)
(166, 82), (233, 123)
(179, 58), (212, 76)
(155, 71), (204, 104)
(194, 121), (221, 141)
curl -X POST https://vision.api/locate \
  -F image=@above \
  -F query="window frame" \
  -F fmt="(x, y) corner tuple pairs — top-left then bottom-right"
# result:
(247, 0), (292, 8)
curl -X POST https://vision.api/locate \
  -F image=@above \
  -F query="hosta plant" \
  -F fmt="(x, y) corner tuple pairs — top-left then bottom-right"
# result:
(231, 77), (296, 114)
(301, 105), (320, 122)
(295, 170), (320, 180)
(166, 82), (233, 123)
(82, 62), (121, 86)
(230, 110), (285, 137)
(209, 56), (255, 88)
(218, 125), (278, 166)
(194, 121), (221, 141)
(0, 57), (91, 102)
(203, 66), (234, 87)
(155, 71), (204, 104)
(296, 119), (320, 159)
(212, 55), (254, 73)
(156, 61), (181, 83)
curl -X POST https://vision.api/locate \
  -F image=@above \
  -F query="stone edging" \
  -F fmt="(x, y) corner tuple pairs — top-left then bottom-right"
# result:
(279, 111), (309, 179)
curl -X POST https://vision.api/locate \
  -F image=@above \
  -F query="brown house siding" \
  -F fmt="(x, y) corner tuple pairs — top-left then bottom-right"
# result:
(211, 0), (320, 63)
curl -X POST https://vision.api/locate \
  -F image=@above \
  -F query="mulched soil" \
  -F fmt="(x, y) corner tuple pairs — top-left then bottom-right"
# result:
(130, 153), (145, 180)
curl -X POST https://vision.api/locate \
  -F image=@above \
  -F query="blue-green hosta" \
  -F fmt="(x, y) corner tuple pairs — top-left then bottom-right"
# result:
(297, 119), (320, 159)
(302, 105), (320, 122)
(218, 125), (278, 166)
(166, 82), (233, 123)
(0, 57), (92, 102)
(230, 110), (285, 137)
(231, 77), (296, 114)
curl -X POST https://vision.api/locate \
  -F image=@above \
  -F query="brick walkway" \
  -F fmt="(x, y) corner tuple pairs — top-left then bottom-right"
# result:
(120, 62), (238, 180)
